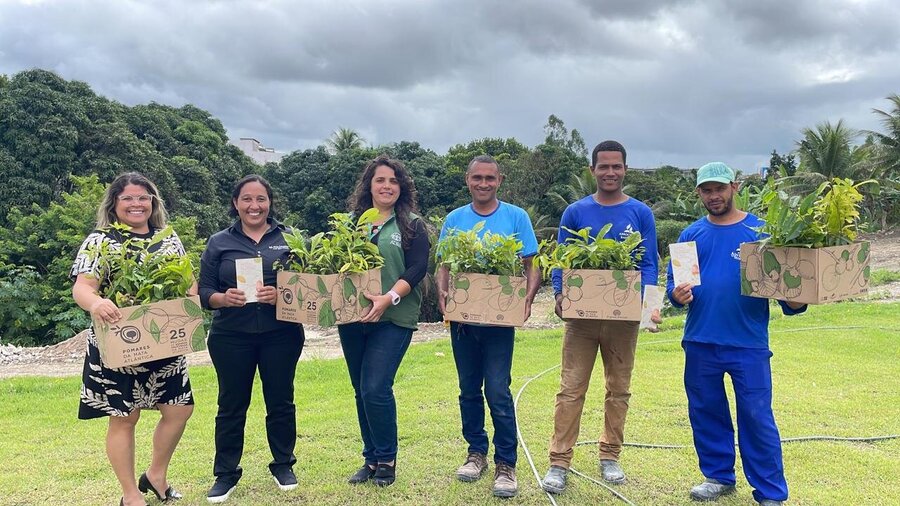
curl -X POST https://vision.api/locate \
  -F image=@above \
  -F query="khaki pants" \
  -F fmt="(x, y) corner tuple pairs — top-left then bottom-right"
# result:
(549, 319), (639, 467)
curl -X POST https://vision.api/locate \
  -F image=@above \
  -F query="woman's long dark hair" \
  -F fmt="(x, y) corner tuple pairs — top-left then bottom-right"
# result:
(348, 155), (420, 249)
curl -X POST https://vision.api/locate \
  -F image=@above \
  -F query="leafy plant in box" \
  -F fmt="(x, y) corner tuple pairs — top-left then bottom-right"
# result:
(755, 177), (874, 248)
(281, 208), (384, 275)
(434, 221), (524, 276)
(86, 223), (196, 307)
(536, 224), (644, 279)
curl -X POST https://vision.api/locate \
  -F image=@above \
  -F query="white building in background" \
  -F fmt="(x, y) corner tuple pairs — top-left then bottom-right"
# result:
(229, 137), (284, 165)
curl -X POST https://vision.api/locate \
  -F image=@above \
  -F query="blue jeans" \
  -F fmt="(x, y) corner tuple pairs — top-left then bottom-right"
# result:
(450, 322), (517, 466)
(683, 341), (788, 503)
(338, 321), (413, 463)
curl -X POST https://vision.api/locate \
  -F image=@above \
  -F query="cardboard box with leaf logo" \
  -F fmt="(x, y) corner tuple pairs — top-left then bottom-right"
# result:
(443, 273), (527, 326)
(740, 242), (870, 304)
(92, 295), (207, 368)
(740, 177), (872, 304)
(558, 269), (642, 320)
(276, 269), (381, 326)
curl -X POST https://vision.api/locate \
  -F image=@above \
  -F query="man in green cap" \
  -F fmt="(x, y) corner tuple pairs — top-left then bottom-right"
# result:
(666, 162), (806, 505)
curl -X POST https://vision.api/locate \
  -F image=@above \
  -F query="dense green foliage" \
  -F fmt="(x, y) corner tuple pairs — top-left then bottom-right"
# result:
(86, 224), (196, 307)
(536, 225), (644, 279)
(281, 210), (384, 275)
(435, 221), (525, 276)
(1, 69), (898, 344)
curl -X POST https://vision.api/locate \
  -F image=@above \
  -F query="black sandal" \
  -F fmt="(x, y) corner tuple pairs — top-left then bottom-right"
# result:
(348, 464), (377, 484)
(138, 472), (183, 501)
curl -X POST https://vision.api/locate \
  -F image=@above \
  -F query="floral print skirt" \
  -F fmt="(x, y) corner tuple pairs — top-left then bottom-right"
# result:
(78, 327), (194, 419)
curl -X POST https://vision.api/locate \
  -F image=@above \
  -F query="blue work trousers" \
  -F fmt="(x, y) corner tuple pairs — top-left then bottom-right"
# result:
(683, 340), (788, 503)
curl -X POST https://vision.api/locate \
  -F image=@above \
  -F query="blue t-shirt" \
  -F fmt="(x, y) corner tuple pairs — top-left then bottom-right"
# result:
(665, 213), (806, 349)
(551, 196), (658, 294)
(439, 201), (538, 258)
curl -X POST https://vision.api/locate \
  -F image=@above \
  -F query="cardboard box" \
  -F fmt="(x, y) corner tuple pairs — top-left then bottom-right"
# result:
(276, 269), (382, 326)
(443, 273), (527, 327)
(740, 241), (870, 304)
(92, 295), (206, 369)
(559, 269), (642, 321)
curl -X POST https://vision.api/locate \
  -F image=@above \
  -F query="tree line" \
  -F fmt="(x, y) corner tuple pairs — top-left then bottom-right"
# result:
(1, 69), (897, 345)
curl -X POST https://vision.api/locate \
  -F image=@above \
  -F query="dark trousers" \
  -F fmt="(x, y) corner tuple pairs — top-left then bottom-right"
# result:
(683, 341), (788, 503)
(450, 322), (517, 466)
(208, 325), (304, 479)
(339, 321), (413, 463)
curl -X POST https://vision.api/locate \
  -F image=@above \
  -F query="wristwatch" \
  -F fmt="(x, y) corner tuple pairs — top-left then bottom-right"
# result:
(387, 290), (401, 306)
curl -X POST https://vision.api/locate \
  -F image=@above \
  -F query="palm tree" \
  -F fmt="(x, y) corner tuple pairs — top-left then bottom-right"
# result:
(325, 127), (366, 154)
(867, 94), (900, 177)
(795, 119), (858, 180)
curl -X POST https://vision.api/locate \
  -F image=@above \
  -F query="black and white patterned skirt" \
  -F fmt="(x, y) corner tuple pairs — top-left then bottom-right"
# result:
(78, 327), (194, 419)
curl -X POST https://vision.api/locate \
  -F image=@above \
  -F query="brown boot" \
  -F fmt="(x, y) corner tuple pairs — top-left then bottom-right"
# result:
(492, 462), (518, 498)
(455, 452), (488, 482)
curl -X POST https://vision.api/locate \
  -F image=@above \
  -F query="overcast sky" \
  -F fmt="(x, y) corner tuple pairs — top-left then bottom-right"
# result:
(2, 0), (899, 171)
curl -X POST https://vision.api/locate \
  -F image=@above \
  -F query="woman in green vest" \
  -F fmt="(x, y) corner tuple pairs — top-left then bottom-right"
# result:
(339, 155), (431, 487)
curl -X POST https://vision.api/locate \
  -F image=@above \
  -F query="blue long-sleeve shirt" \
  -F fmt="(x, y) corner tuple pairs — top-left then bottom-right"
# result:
(551, 196), (658, 295)
(665, 213), (806, 349)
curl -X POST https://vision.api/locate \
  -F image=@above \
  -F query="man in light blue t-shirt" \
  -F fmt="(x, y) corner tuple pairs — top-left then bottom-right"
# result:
(437, 155), (541, 499)
(667, 162), (806, 506)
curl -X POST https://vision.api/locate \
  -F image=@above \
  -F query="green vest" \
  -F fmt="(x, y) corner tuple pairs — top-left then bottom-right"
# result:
(376, 214), (423, 330)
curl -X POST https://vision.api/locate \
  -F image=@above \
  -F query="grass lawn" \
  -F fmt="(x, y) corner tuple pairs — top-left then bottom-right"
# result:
(1, 301), (898, 505)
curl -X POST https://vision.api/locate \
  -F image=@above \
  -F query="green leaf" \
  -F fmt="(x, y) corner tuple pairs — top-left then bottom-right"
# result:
(518, 288), (526, 298)
(317, 277), (329, 296)
(127, 307), (147, 321)
(566, 275), (583, 288)
(501, 285), (513, 295)
(616, 279), (628, 290)
(288, 274), (299, 285)
(318, 300), (336, 327)
(343, 277), (357, 299)
(182, 298), (203, 318)
(763, 250), (781, 274)
(612, 270), (625, 281)
(454, 277), (470, 290)
(191, 324), (207, 351)
(840, 250), (850, 261)
(633, 281), (641, 292)
(857, 243), (869, 263)
(784, 271), (802, 289)
(149, 320), (160, 343)
(740, 269), (752, 294)
(498, 275), (510, 286)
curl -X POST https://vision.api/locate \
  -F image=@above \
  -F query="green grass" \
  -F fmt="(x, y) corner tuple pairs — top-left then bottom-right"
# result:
(870, 268), (900, 287)
(1, 302), (898, 505)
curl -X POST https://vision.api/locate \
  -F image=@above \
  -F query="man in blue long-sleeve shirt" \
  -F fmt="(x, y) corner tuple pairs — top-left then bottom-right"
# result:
(667, 162), (806, 506)
(541, 141), (659, 494)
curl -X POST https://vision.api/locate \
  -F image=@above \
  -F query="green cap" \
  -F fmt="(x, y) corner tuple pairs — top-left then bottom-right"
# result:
(696, 162), (735, 186)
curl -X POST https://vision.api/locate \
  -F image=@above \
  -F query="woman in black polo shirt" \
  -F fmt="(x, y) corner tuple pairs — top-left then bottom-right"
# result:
(199, 175), (304, 503)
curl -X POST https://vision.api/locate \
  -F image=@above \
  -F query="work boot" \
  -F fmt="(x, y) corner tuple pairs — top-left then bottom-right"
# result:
(690, 478), (736, 501)
(455, 452), (488, 482)
(492, 462), (518, 498)
(600, 459), (626, 484)
(541, 465), (568, 494)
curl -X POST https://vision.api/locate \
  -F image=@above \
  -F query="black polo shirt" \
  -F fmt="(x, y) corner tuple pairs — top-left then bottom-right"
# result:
(199, 218), (298, 333)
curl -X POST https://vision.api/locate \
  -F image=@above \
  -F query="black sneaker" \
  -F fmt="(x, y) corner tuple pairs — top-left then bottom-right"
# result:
(348, 464), (377, 484)
(272, 467), (298, 491)
(373, 462), (396, 487)
(207, 476), (238, 504)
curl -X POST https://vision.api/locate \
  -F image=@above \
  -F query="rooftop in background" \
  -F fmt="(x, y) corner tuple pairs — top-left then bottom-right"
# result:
(229, 137), (284, 165)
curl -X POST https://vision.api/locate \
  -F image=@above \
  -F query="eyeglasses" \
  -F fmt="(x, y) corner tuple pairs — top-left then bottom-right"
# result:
(117, 194), (155, 203)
